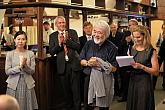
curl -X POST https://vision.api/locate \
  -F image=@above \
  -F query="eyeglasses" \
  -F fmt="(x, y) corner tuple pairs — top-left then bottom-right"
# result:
(93, 30), (104, 36)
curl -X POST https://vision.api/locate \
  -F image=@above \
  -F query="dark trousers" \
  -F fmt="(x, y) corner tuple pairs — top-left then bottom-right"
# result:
(120, 68), (131, 100)
(84, 75), (91, 110)
(58, 64), (81, 110)
(80, 70), (86, 103)
(113, 71), (120, 96)
(153, 57), (165, 89)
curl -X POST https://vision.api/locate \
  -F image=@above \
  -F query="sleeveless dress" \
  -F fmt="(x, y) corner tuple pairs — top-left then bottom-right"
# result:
(126, 47), (155, 110)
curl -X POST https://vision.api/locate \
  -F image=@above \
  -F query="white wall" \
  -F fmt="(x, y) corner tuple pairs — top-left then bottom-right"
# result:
(151, 20), (164, 71)
(83, 0), (95, 8)
(151, 20), (164, 49)
(105, 0), (116, 9)
(69, 15), (83, 37)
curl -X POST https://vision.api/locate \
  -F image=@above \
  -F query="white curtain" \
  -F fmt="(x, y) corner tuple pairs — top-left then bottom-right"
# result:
(26, 26), (37, 45)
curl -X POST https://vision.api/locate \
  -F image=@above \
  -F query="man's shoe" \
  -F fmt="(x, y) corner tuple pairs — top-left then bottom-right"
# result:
(162, 100), (165, 104)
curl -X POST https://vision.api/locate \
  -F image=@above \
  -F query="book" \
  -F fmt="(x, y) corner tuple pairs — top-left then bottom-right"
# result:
(116, 56), (135, 67)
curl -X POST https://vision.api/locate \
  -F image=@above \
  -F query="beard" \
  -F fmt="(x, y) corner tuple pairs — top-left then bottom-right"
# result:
(94, 37), (106, 45)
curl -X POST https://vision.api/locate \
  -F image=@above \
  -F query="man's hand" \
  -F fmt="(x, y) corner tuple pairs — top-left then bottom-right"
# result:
(58, 33), (64, 46)
(88, 57), (100, 67)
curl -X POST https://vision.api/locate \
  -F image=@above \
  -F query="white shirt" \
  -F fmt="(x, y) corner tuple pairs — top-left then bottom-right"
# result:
(43, 28), (54, 46)
(86, 35), (93, 41)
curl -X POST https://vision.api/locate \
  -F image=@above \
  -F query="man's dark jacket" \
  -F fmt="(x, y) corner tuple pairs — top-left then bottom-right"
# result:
(49, 29), (82, 74)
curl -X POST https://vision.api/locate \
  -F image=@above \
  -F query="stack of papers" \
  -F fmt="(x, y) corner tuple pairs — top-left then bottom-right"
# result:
(116, 56), (135, 67)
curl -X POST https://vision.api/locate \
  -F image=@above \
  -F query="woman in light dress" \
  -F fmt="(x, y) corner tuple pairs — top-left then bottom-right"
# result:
(5, 31), (38, 110)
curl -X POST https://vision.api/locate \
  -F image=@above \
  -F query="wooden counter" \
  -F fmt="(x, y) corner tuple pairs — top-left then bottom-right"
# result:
(0, 54), (7, 94)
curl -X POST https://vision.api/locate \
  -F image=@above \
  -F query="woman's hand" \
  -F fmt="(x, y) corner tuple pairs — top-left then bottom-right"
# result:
(131, 62), (144, 69)
(19, 55), (27, 68)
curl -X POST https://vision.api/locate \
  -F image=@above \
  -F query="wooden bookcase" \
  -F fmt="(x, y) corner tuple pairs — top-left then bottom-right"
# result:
(126, 0), (157, 16)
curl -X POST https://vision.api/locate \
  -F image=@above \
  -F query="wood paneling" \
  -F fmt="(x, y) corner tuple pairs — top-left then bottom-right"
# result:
(71, 0), (82, 5)
(95, 0), (105, 8)
(0, 56), (7, 95)
(157, 0), (165, 19)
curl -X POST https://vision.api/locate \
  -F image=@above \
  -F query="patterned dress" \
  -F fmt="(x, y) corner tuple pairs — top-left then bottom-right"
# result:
(5, 50), (38, 110)
(126, 47), (155, 110)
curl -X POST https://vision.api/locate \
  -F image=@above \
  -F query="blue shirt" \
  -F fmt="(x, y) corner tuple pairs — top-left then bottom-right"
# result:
(80, 40), (118, 74)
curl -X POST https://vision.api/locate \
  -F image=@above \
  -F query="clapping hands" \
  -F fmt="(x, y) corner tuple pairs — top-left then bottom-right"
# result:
(58, 31), (69, 46)
(19, 55), (27, 68)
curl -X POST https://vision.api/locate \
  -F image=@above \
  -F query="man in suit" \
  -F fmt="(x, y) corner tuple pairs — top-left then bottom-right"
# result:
(108, 22), (124, 97)
(49, 16), (81, 110)
(78, 21), (93, 108)
(78, 21), (93, 54)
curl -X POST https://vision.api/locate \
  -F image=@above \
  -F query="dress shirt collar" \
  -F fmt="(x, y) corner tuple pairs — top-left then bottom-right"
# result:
(86, 35), (93, 41)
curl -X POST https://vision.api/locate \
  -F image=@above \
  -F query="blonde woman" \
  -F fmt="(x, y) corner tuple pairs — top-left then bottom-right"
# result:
(126, 25), (159, 110)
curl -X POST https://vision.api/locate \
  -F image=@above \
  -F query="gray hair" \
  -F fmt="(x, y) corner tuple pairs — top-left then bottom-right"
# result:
(54, 16), (66, 25)
(93, 20), (110, 39)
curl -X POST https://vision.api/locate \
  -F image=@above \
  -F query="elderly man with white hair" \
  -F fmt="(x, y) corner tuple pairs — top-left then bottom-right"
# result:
(80, 20), (118, 110)
(0, 94), (20, 110)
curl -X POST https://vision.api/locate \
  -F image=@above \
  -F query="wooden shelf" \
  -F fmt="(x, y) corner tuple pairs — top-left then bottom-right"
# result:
(127, 0), (150, 6)
(126, 0), (157, 16)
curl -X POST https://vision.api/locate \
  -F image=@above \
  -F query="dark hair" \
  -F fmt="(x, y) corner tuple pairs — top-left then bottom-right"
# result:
(14, 31), (27, 49)
(1, 24), (3, 29)
(14, 31), (27, 40)
(9, 25), (14, 34)
(83, 21), (93, 28)
(162, 24), (165, 28)
(122, 30), (132, 44)
(124, 30), (131, 37)
(43, 21), (50, 25)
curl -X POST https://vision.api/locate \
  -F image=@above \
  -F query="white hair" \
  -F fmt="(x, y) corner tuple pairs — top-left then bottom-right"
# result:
(54, 16), (66, 25)
(93, 20), (110, 39)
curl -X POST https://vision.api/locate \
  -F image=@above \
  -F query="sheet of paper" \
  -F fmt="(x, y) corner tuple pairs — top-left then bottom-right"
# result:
(116, 56), (135, 67)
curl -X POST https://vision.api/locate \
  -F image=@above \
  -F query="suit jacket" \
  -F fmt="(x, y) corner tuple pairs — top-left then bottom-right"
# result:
(78, 35), (87, 54)
(5, 50), (35, 90)
(159, 40), (165, 60)
(49, 29), (82, 74)
(108, 31), (124, 56)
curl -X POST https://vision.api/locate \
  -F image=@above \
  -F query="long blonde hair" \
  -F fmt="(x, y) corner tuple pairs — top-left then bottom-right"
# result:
(132, 25), (153, 49)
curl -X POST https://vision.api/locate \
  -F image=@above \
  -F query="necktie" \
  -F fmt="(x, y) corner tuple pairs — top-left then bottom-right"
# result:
(61, 32), (69, 61)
